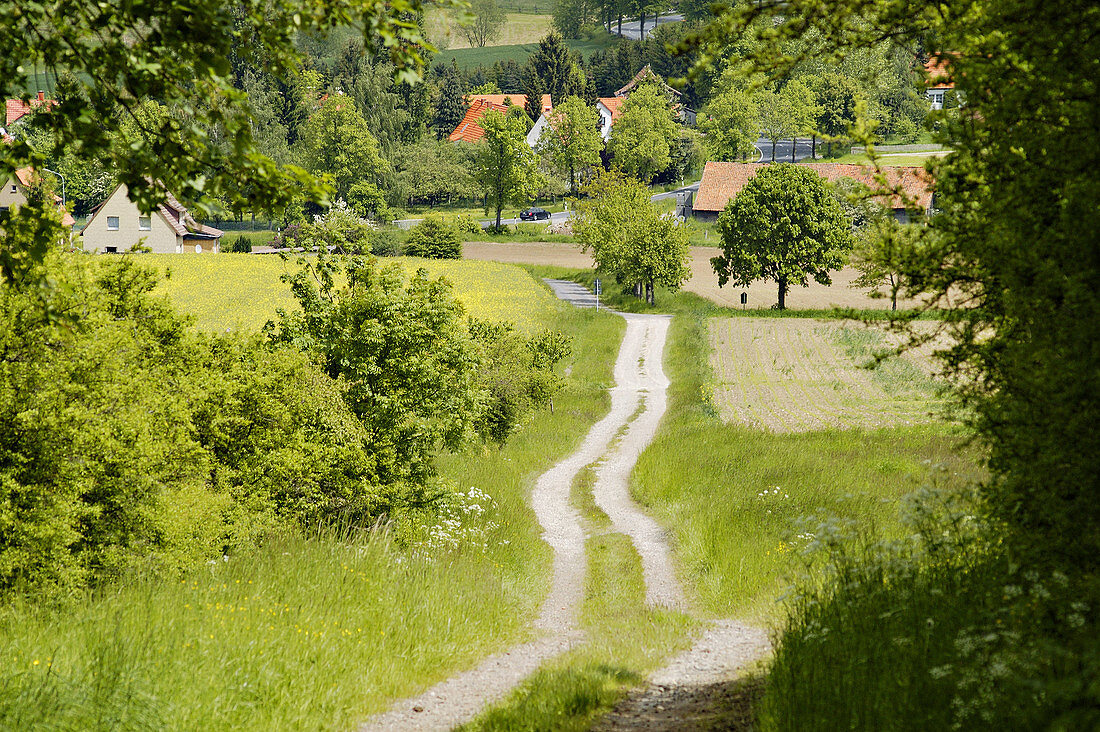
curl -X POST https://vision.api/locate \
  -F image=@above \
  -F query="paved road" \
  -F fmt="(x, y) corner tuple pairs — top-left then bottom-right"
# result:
(755, 136), (817, 163)
(610, 12), (684, 40)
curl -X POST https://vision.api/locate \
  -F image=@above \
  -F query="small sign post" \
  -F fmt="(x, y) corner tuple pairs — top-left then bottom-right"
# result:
(594, 278), (602, 311)
(740, 292), (747, 310)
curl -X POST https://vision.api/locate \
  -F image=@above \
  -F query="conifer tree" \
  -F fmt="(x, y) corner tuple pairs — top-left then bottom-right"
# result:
(433, 61), (466, 139)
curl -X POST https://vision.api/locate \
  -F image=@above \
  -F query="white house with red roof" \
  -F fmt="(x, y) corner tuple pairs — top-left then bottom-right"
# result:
(449, 94), (552, 144)
(924, 57), (955, 110)
(81, 183), (223, 254)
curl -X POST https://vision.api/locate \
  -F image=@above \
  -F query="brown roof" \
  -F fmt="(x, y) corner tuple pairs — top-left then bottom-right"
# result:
(449, 94), (552, 143)
(615, 65), (680, 98)
(693, 161), (935, 212)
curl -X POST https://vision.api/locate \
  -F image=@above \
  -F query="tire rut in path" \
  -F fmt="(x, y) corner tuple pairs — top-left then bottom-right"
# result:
(359, 282), (664, 731)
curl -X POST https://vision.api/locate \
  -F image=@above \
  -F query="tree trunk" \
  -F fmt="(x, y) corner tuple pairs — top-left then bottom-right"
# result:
(811, 135), (817, 159)
(791, 137), (796, 162)
(639, 13), (646, 38)
(646, 281), (654, 305)
(777, 275), (787, 309)
(617, 13), (623, 34)
(634, 282), (642, 299)
(771, 139), (777, 161)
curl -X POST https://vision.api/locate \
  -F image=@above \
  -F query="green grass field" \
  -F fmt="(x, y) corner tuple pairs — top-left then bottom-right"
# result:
(435, 33), (621, 70)
(0, 262), (627, 730)
(145, 254), (562, 333)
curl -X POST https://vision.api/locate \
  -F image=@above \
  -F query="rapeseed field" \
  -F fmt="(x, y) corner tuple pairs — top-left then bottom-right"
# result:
(142, 253), (561, 332)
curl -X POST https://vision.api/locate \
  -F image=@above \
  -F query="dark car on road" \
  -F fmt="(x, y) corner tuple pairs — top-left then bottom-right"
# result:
(519, 207), (551, 221)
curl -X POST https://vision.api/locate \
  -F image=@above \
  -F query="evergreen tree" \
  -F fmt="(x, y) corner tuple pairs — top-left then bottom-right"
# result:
(433, 62), (467, 139)
(524, 73), (545, 122)
(527, 32), (584, 104)
(500, 59), (524, 93)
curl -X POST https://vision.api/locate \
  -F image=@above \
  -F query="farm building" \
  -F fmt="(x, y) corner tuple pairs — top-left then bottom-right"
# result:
(81, 183), (223, 254)
(690, 162), (935, 223)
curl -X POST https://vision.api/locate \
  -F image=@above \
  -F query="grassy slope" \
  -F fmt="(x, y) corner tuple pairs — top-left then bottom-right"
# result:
(0, 260), (625, 730)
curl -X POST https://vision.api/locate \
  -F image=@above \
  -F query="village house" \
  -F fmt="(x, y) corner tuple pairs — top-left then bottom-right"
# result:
(689, 161), (935, 223)
(0, 167), (76, 228)
(924, 57), (954, 110)
(447, 94), (553, 144)
(3, 91), (57, 135)
(81, 183), (223, 254)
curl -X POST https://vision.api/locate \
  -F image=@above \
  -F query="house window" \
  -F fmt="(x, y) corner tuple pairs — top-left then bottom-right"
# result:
(105, 246), (118, 254)
(107, 216), (119, 230)
(138, 216), (151, 231)
(9, 185), (15, 194)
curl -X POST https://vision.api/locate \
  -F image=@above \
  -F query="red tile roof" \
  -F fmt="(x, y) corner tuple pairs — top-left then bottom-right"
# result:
(924, 57), (954, 90)
(693, 161), (935, 213)
(597, 97), (626, 123)
(5, 93), (56, 126)
(448, 94), (552, 143)
(615, 65), (680, 98)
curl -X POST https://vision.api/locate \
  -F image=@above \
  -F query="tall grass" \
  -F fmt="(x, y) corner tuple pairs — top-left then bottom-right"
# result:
(0, 281), (625, 730)
(630, 300), (980, 621)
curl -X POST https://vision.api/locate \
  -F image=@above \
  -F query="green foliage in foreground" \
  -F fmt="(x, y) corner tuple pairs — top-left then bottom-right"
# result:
(760, 501), (1100, 729)
(0, 284), (626, 730)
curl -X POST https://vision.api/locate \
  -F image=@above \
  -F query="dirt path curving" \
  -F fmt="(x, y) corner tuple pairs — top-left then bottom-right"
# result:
(361, 280), (769, 731)
(360, 282), (674, 731)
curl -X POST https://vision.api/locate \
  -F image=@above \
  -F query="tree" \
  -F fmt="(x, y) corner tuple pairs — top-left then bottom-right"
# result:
(460, 0), (507, 47)
(396, 137), (474, 206)
(607, 83), (678, 182)
(301, 96), (390, 214)
(712, 164), (853, 309)
(700, 87), (760, 161)
(473, 109), (543, 228)
(572, 169), (691, 305)
(808, 71), (865, 157)
(757, 81), (817, 162)
(527, 32), (586, 104)
(1, 0), (459, 287)
(537, 96), (603, 194)
(433, 62), (467, 139)
(850, 216), (922, 311)
(553, 0), (595, 38)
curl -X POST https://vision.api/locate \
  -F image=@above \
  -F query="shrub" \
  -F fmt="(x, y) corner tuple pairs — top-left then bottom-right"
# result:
(369, 228), (403, 257)
(453, 213), (483, 236)
(227, 234), (252, 253)
(404, 214), (462, 259)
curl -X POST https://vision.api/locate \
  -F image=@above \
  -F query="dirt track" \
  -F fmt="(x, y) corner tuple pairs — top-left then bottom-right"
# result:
(359, 280), (768, 731)
(462, 241), (923, 311)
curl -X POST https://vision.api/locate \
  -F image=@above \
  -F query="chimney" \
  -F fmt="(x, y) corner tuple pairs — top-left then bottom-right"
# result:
(36, 91), (45, 102)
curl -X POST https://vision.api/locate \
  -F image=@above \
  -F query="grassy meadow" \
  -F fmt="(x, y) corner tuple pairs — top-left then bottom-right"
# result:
(435, 34), (621, 71)
(0, 256), (626, 729)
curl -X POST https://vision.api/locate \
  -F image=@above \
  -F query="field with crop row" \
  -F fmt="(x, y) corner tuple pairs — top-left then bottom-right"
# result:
(142, 254), (561, 333)
(707, 318), (945, 432)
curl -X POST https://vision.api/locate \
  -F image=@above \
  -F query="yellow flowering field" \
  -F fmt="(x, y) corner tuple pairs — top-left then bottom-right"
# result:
(140, 253), (562, 333)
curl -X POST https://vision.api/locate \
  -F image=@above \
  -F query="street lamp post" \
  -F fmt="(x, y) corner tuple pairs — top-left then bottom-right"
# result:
(42, 167), (66, 211)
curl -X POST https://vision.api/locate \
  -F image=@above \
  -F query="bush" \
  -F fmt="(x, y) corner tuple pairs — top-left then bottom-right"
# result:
(894, 116), (919, 144)
(453, 213), (483, 236)
(369, 228), (403, 257)
(404, 215), (462, 259)
(226, 234), (252, 253)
